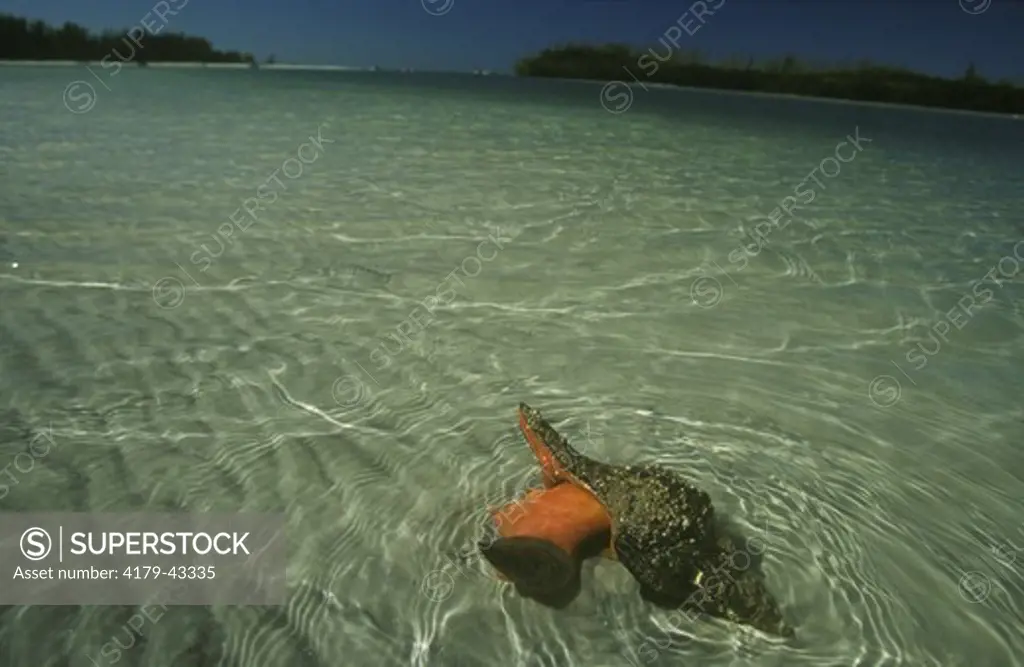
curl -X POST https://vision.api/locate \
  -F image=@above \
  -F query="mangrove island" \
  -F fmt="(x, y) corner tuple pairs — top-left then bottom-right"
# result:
(515, 44), (1024, 115)
(0, 13), (254, 64)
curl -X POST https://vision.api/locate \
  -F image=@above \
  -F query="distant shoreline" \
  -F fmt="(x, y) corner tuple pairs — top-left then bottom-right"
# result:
(514, 45), (1024, 116)
(0, 60), (366, 71)
(521, 74), (1024, 119)
(3, 60), (1020, 120)
(562, 77), (1023, 121)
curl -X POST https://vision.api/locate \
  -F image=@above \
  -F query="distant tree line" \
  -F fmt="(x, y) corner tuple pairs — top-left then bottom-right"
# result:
(515, 44), (1024, 115)
(0, 13), (254, 64)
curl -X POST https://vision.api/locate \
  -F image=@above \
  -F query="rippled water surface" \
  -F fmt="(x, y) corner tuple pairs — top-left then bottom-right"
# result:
(1, 66), (1023, 667)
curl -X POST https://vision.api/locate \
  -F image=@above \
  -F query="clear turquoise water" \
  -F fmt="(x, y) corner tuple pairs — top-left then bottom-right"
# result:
(1, 65), (1023, 667)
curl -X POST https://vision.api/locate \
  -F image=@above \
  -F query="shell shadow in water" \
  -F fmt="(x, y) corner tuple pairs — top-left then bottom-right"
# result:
(478, 514), (610, 610)
(479, 536), (581, 609)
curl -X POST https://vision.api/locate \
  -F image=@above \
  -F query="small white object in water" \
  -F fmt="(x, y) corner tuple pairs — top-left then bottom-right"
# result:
(11, 262), (17, 268)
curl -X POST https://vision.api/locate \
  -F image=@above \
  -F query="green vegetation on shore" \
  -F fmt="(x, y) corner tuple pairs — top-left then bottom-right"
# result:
(515, 44), (1024, 115)
(0, 13), (253, 64)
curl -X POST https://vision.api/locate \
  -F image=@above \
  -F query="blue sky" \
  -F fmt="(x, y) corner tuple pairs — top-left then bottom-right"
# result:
(2, 0), (1023, 81)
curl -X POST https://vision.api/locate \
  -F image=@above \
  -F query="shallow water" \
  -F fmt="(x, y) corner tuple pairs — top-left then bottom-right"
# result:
(1, 66), (1023, 667)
